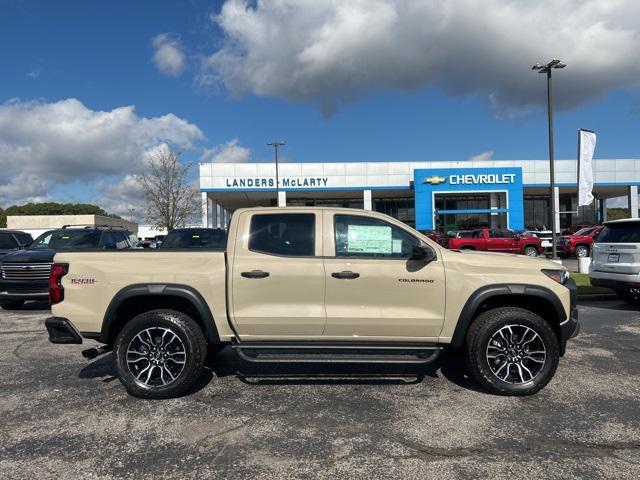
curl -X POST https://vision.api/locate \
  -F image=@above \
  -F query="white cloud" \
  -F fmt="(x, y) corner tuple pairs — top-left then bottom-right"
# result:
(0, 98), (204, 206)
(202, 0), (640, 114)
(467, 151), (494, 162)
(92, 174), (146, 221)
(152, 33), (186, 76)
(200, 138), (252, 163)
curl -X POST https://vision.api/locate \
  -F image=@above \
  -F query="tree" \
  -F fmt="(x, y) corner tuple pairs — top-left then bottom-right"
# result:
(140, 150), (199, 230)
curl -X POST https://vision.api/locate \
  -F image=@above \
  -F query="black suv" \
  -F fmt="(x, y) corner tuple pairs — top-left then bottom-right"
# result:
(0, 230), (33, 258)
(0, 225), (132, 310)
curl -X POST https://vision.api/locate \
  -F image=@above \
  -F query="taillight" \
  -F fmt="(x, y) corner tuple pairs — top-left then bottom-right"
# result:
(49, 263), (69, 305)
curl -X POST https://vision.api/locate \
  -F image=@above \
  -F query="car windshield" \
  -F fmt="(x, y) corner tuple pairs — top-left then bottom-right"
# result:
(160, 229), (227, 249)
(573, 227), (593, 236)
(29, 230), (101, 250)
(597, 222), (640, 243)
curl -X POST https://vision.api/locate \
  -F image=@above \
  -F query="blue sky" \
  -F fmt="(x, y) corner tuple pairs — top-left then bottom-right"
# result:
(1, 0), (639, 215)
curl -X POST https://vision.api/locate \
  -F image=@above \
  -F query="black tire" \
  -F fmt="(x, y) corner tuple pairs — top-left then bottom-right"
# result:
(616, 289), (640, 305)
(575, 245), (589, 258)
(0, 300), (25, 310)
(523, 246), (538, 257)
(113, 309), (207, 399)
(465, 307), (560, 396)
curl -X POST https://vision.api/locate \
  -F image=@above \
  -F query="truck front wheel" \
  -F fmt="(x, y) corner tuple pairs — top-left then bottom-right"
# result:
(113, 309), (207, 399)
(465, 307), (559, 396)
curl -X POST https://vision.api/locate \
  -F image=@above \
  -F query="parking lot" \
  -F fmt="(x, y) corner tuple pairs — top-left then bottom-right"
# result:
(1, 301), (639, 479)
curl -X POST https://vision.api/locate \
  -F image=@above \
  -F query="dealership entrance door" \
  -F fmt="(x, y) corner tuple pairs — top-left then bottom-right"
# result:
(433, 192), (508, 232)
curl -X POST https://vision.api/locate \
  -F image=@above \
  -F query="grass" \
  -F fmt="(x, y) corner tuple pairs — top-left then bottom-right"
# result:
(570, 272), (615, 296)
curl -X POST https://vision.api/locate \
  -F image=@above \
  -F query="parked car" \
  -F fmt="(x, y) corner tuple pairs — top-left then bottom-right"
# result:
(0, 230), (33, 257)
(523, 229), (553, 252)
(160, 228), (227, 249)
(561, 224), (594, 236)
(46, 207), (578, 399)
(0, 225), (132, 310)
(589, 219), (640, 304)
(557, 226), (603, 258)
(444, 228), (543, 256)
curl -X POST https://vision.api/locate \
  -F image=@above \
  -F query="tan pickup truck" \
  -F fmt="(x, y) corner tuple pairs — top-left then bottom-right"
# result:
(45, 207), (579, 399)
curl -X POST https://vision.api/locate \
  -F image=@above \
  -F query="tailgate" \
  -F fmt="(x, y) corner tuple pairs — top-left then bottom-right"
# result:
(592, 243), (640, 275)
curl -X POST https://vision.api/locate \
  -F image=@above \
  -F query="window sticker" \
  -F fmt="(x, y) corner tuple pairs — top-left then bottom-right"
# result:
(347, 225), (392, 254)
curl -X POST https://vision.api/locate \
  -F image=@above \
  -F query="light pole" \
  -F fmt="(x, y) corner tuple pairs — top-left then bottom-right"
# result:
(267, 141), (285, 205)
(532, 59), (566, 260)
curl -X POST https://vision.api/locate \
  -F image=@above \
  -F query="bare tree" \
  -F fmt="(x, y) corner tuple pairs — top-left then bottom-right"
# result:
(140, 150), (199, 230)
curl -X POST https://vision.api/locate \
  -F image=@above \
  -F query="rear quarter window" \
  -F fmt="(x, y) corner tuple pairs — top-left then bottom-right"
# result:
(597, 223), (640, 243)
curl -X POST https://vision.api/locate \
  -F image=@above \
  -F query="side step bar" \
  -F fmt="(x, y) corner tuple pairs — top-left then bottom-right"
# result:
(232, 341), (444, 365)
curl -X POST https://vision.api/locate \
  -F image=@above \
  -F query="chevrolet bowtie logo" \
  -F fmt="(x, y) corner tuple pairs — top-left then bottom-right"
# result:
(424, 176), (446, 185)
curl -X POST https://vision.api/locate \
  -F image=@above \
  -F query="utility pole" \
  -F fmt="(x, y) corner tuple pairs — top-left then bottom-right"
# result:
(267, 141), (285, 205)
(532, 59), (566, 260)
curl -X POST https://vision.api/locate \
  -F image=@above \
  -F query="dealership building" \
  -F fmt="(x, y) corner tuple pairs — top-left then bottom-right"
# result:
(200, 159), (640, 232)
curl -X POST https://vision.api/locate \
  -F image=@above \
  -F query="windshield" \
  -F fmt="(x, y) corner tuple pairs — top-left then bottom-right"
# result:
(597, 222), (640, 243)
(160, 229), (227, 249)
(573, 227), (593, 236)
(29, 230), (101, 250)
(15, 233), (33, 245)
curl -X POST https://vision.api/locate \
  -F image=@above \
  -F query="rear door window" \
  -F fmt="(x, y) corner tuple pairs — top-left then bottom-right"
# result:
(597, 223), (640, 243)
(249, 213), (315, 256)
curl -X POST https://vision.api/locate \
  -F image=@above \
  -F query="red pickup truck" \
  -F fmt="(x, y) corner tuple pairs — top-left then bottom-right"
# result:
(445, 229), (543, 256)
(557, 226), (603, 258)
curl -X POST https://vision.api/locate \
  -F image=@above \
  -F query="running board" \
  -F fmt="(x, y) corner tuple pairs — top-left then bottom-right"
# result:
(232, 341), (443, 365)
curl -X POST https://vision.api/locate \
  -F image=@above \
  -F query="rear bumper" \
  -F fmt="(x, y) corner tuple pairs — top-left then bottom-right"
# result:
(45, 317), (83, 344)
(590, 276), (640, 293)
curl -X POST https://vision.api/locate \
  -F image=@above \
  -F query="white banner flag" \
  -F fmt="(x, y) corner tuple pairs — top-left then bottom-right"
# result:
(578, 129), (596, 206)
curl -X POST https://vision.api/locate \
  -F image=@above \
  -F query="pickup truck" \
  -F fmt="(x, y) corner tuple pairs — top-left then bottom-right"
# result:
(45, 207), (578, 399)
(445, 229), (543, 257)
(557, 226), (603, 258)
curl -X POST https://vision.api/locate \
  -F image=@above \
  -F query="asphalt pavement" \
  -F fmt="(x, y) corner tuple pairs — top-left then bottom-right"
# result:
(1, 300), (639, 479)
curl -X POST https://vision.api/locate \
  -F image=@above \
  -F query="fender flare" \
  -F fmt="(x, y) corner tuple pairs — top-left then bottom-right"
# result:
(450, 283), (566, 349)
(100, 283), (220, 345)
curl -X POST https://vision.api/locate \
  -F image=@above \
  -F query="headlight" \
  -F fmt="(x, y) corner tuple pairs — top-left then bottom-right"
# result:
(542, 269), (570, 285)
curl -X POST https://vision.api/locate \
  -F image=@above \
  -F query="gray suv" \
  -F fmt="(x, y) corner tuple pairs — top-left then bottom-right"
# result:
(589, 219), (640, 303)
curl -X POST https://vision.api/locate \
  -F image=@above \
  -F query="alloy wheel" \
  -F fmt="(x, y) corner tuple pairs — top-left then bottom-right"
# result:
(486, 324), (546, 384)
(126, 327), (186, 387)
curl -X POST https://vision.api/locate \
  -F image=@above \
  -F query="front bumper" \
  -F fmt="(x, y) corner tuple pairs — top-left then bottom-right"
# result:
(0, 279), (48, 302)
(45, 317), (83, 344)
(559, 278), (579, 355)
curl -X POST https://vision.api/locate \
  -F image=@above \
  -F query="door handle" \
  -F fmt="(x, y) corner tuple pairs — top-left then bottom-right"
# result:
(331, 271), (360, 279)
(241, 270), (270, 279)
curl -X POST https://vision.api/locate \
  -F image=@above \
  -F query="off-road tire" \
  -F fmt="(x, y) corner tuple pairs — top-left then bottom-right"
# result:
(0, 300), (25, 310)
(575, 245), (589, 258)
(523, 246), (539, 257)
(465, 307), (560, 396)
(113, 309), (207, 399)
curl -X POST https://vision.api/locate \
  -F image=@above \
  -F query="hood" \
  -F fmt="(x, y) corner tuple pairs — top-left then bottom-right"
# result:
(0, 249), (56, 263)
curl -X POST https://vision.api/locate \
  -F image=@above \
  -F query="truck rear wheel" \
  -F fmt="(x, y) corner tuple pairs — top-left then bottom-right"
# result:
(113, 309), (207, 399)
(465, 307), (559, 396)
(523, 246), (539, 257)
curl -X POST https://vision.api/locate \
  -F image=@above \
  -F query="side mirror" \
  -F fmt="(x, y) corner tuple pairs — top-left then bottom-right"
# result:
(411, 245), (435, 262)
